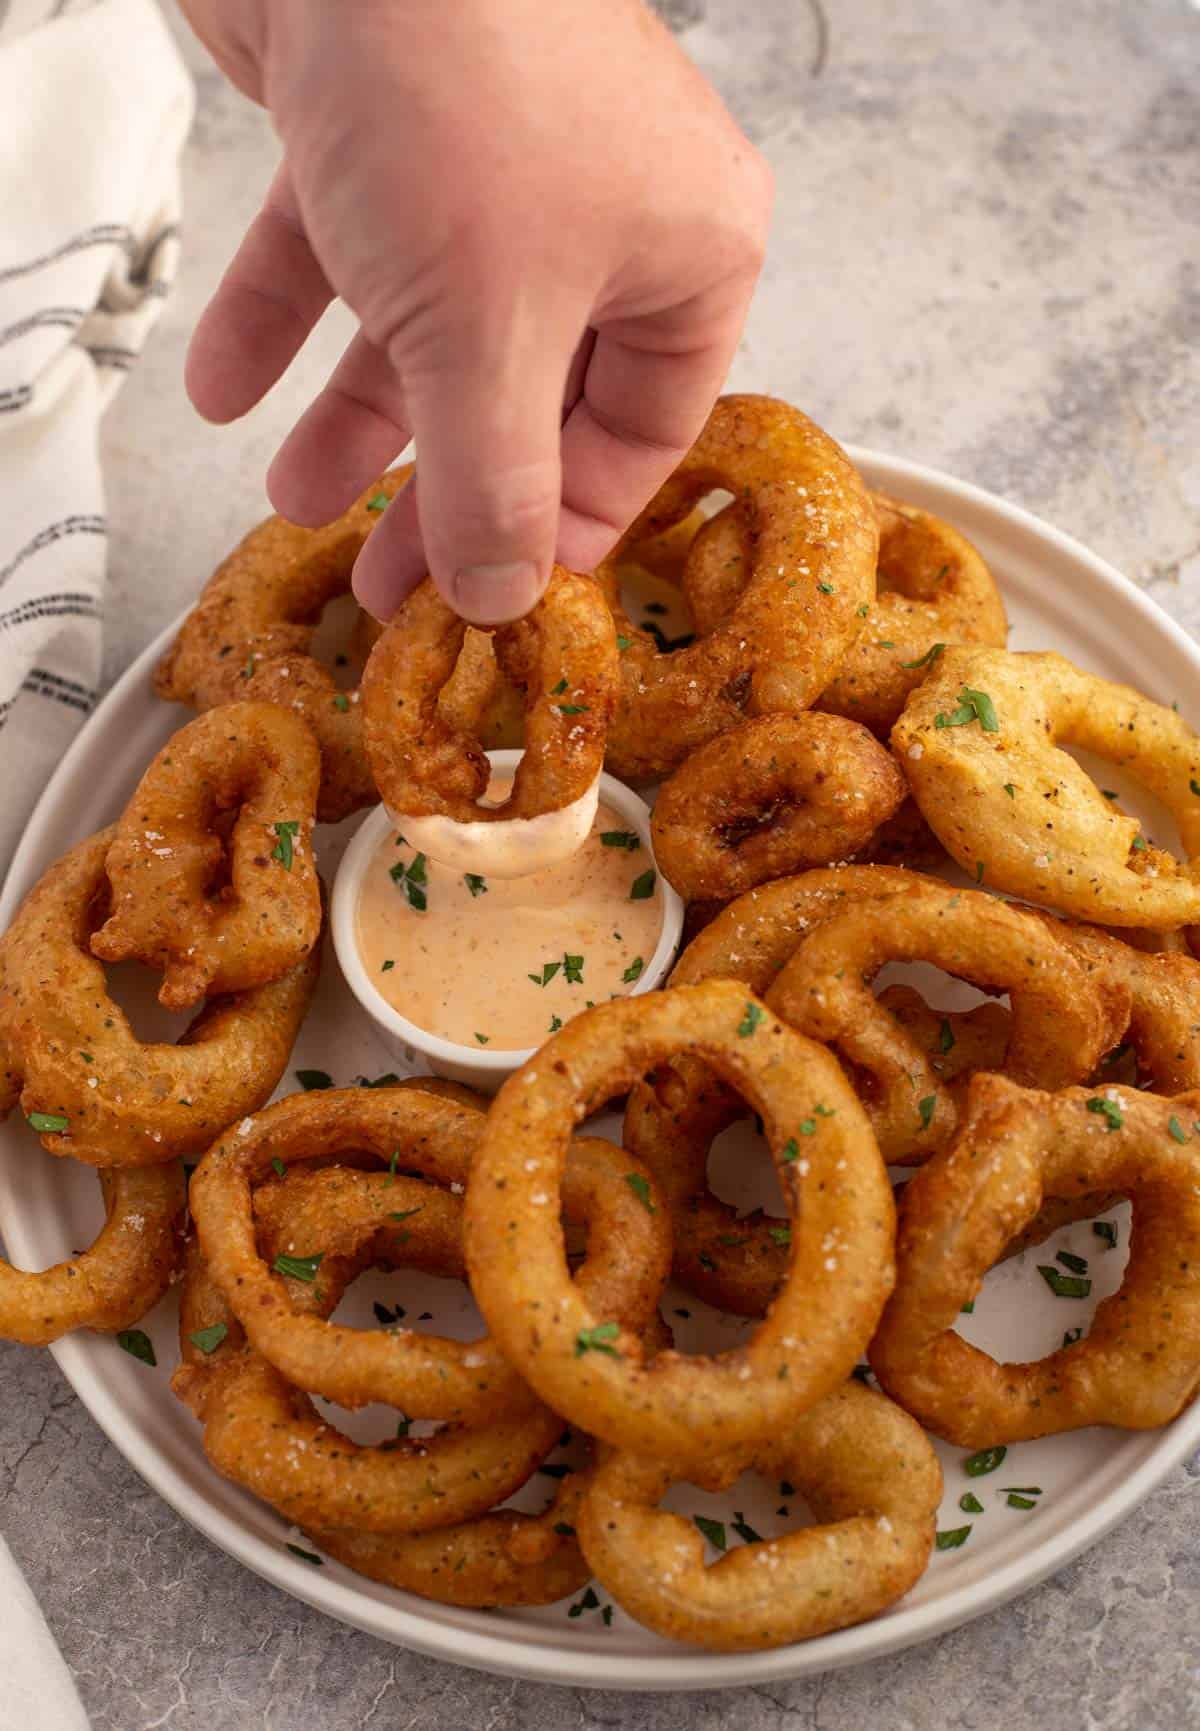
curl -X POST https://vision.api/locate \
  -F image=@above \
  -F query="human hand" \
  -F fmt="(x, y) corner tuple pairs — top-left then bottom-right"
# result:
(180, 0), (772, 624)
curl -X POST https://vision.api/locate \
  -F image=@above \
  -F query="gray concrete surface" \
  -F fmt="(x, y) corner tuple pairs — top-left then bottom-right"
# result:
(3, 1), (1200, 1726)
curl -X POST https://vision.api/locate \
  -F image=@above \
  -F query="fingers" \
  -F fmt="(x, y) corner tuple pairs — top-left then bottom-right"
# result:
(353, 302), (574, 625)
(185, 167), (333, 424)
(555, 289), (747, 573)
(267, 330), (412, 526)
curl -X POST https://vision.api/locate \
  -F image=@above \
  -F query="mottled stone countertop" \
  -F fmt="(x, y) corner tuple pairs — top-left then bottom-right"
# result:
(3, 1), (1199, 1726)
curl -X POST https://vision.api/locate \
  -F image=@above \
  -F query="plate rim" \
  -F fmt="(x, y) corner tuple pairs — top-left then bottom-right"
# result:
(4, 445), (1200, 1692)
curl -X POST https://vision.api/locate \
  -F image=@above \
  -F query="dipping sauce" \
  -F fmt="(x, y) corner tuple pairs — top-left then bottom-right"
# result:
(355, 787), (663, 1050)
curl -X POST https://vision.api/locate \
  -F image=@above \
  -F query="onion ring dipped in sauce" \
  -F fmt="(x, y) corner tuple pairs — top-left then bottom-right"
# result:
(650, 714), (907, 904)
(576, 1380), (941, 1651)
(0, 831), (320, 1166)
(361, 567), (618, 878)
(893, 645), (1200, 930)
(465, 979), (895, 1465)
(598, 395), (879, 783)
(91, 703), (321, 1010)
(870, 1074), (1200, 1443)
(188, 1084), (670, 1423)
(354, 791), (665, 1050)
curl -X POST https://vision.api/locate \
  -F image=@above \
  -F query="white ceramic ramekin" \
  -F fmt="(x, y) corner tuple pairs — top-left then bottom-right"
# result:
(330, 749), (684, 1092)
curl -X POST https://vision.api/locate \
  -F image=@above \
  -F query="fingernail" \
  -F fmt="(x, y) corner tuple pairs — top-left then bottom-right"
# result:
(452, 562), (544, 624)
(351, 542), (425, 622)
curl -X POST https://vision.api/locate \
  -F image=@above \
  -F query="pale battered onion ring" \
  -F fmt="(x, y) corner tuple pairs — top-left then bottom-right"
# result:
(1053, 921), (1200, 1093)
(361, 567), (618, 874)
(0, 1161), (184, 1344)
(682, 491), (1007, 736)
(0, 831), (319, 1166)
(870, 1074), (1200, 1443)
(189, 1085), (669, 1422)
(767, 876), (1128, 1163)
(465, 979), (894, 1463)
(91, 703), (321, 1009)
(893, 646), (1200, 927)
(650, 714), (907, 902)
(174, 1199), (563, 1536)
(599, 396), (878, 782)
(576, 1380), (941, 1651)
(623, 868), (1121, 1314)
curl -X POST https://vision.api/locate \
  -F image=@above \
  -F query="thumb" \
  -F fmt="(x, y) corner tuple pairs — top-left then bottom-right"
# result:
(352, 298), (573, 626)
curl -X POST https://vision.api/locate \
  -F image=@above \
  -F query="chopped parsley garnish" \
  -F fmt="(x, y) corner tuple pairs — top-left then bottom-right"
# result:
(273, 1251), (324, 1284)
(901, 641), (946, 671)
(474, 1032), (489, 1045)
(1191, 779), (1200, 797)
(374, 1300), (405, 1325)
(693, 1515), (727, 1551)
(731, 1511), (763, 1544)
(616, 634), (632, 652)
(286, 1543), (324, 1565)
(295, 1069), (333, 1091)
(768, 1224), (792, 1247)
(27, 1111), (69, 1134)
(271, 819), (301, 870)
(938, 1019), (955, 1055)
(553, 1522), (576, 1536)
(781, 1138), (800, 1163)
(1056, 1249), (1089, 1275)
(600, 830), (641, 851)
(271, 1157), (286, 1177)
(963, 1446), (1007, 1477)
(380, 958), (395, 972)
(574, 1321), (621, 1358)
(934, 686), (1000, 733)
(1101, 789), (1120, 800)
(624, 1172), (656, 1212)
(1131, 835), (1147, 852)
(558, 703), (588, 715)
(1003, 783), (1016, 798)
(332, 693), (350, 713)
(1168, 1115), (1189, 1144)
(817, 581), (835, 595)
(548, 1014), (563, 1033)
(935, 1526), (971, 1550)
(622, 956), (644, 983)
(1063, 1326), (1084, 1347)
(857, 603), (870, 618)
(528, 960), (562, 987)
(567, 1587), (601, 1618)
(630, 868), (656, 900)
(563, 953), (585, 985)
(643, 601), (668, 616)
(961, 1299), (975, 1314)
(366, 492), (389, 512)
(975, 861), (986, 884)
(388, 852), (428, 912)
(1006, 1493), (1038, 1510)
(464, 873), (488, 897)
(918, 1094), (937, 1130)
(1086, 1095), (1124, 1131)
(737, 1001), (765, 1038)
(117, 1329), (156, 1366)
(1093, 1220), (1117, 1249)
(390, 1207), (423, 1223)
(1038, 1264), (1091, 1299)
(959, 1492), (984, 1514)
(188, 1323), (228, 1355)
(240, 656), (256, 679)
(551, 677), (568, 694)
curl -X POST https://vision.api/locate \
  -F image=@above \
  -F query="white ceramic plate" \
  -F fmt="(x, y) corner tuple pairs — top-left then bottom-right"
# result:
(2, 448), (1199, 1694)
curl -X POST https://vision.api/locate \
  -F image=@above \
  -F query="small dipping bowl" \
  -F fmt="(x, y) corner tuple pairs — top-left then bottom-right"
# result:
(331, 750), (684, 1092)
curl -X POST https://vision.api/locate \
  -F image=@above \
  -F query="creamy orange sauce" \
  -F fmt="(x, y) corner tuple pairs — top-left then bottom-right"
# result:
(355, 786), (663, 1050)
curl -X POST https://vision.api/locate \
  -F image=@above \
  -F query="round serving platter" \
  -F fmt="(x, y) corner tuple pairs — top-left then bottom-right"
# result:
(2, 447), (1198, 1692)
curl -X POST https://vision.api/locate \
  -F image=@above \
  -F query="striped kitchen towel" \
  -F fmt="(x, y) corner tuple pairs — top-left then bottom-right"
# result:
(0, 0), (193, 872)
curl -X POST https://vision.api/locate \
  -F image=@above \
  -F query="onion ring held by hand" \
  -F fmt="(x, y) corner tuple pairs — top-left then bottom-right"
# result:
(650, 714), (907, 903)
(188, 1084), (669, 1422)
(466, 980), (894, 1463)
(599, 396), (878, 782)
(0, 1159), (184, 1344)
(576, 1380), (940, 1651)
(91, 704), (321, 1009)
(0, 832), (319, 1165)
(870, 1074), (1200, 1442)
(893, 646), (1200, 928)
(361, 568), (618, 875)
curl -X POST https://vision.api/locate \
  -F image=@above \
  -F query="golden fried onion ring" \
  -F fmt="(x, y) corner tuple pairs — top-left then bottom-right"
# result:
(870, 1074), (1200, 1442)
(0, 1161), (184, 1344)
(650, 714), (907, 903)
(599, 396), (878, 782)
(893, 646), (1200, 928)
(91, 704), (321, 1010)
(466, 979), (894, 1463)
(576, 1380), (941, 1651)
(189, 1085), (669, 1422)
(0, 832), (319, 1166)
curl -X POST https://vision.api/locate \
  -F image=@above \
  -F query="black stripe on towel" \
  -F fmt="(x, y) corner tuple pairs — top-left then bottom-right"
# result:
(0, 516), (106, 590)
(0, 224), (134, 287)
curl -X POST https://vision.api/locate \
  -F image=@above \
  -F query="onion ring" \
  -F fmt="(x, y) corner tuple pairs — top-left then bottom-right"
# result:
(1053, 921), (1200, 1093)
(576, 1379), (940, 1651)
(893, 645), (1200, 928)
(361, 567), (618, 875)
(766, 875), (1128, 1163)
(465, 979), (894, 1462)
(599, 396), (878, 783)
(650, 714), (907, 903)
(0, 831), (320, 1165)
(91, 703), (321, 1009)
(189, 1084), (669, 1422)
(870, 1073), (1200, 1442)
(0, 1159), (184, 1344)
